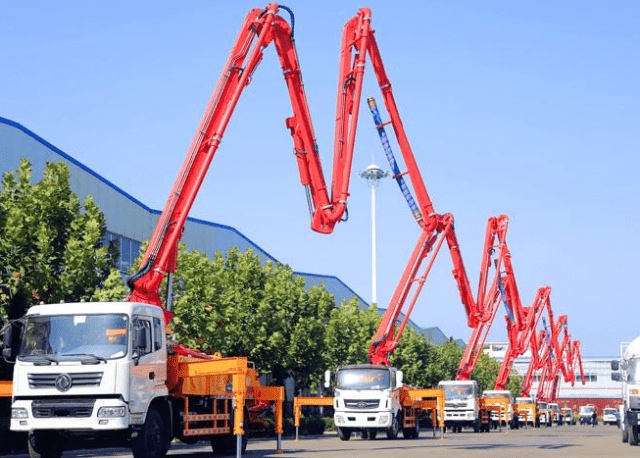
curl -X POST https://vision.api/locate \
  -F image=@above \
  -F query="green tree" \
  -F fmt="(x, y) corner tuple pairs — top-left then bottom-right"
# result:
(471, 352), (501, 393)
(143, 245), (335, 395)
(389, 326), (435, 387)
(323, 300), (381, 372)
(506, 372), (523, 397)
(0, 159), (118, 321)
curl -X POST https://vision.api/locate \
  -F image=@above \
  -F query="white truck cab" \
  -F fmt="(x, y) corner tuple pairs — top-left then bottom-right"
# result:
(578, 405), (596, 425)
(612, 336), (640, 445)
(10, 302), (169, 457)
(602, 407), (619, 426)
(438, 380), (482, 432)
(515, 396), (536, 426)
(548, 403), (562, 425)
(482, 389), (516, 429)
(326, 364), (403, 441)
(537, 401), (552, 427)
(561, 407), (575, 425)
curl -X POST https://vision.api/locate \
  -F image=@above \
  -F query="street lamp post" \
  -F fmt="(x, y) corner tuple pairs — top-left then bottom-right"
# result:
(359, 164), (389, 306)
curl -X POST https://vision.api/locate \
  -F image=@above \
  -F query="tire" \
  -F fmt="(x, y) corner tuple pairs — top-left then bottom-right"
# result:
(473, 420), (480, 433)
(403, 421), (419, 439)
(211, 407), (249, 455)
(337, 427), (352, 441)
(386, 414), (399, 439)
(28, 430), (64, 458)
(132, 406), (171, 458)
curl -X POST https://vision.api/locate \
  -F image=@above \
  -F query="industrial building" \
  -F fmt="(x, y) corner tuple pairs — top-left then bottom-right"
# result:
(0, 116), (452, 344)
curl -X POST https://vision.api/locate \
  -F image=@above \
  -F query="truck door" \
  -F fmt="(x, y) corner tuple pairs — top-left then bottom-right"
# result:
(129, 316), (165, 416)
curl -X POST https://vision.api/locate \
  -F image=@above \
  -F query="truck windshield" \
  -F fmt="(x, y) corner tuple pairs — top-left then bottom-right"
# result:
(19, 314), (129, 361)
(483, 391), (512, 401)
(442, 385), (474, 400)
(627, 359), (640, 383)
(516, 397), (534, 404)
(335, 368), (391, 390)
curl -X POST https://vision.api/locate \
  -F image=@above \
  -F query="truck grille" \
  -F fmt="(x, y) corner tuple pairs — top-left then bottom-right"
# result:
(28, 372), (103, 389)
(445, 401), (467, 408)
(32, 398), (96, 418)
(344, 399), (380, 409)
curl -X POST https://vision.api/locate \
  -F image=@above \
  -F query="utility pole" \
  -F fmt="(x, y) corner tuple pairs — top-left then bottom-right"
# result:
(359, 164), (389, 305)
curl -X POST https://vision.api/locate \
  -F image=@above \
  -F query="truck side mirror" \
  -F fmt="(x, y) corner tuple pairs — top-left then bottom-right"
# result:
(611, 360), (620, 371)
(612, 372), (622, 382)
(324, 370), (331, 389)
(396, 370), (403, 389)
(1, 326), (13, 362)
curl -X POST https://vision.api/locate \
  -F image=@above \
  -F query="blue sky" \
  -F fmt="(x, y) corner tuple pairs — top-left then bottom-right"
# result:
(1, 1), (638, 357)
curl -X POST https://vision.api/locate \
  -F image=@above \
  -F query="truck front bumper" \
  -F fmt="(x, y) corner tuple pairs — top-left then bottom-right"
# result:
(334, 411), (393, 429)
(444, 410), (476, 422)
(11, 398), (130, 432)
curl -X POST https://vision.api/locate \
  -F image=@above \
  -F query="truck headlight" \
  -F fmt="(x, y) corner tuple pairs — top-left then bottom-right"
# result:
(97, 406), (126, 418)
(11, 408), (28, 419)
(378, 414), (390, 425)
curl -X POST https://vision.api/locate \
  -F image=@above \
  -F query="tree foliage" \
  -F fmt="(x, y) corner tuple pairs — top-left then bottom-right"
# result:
(0, 159), (118, 322)
(151, 246), (335, 395)
(323, 299), (381, 371)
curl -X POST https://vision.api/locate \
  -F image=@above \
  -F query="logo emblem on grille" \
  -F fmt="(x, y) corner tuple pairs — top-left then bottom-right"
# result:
(357, 401), (367, 408)
(55, 374), (73, 392)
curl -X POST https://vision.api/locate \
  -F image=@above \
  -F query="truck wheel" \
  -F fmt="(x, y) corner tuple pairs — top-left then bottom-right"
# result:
(337, 427), (352, 441)
(132, 406), (171, 458)
(403, 421), (419, 439)
(386, 414), (399, 439)
(28, 430), (64, 458)
(473, 420), (480, 433)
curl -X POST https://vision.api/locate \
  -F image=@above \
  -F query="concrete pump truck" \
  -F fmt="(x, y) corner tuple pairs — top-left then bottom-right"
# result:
(5, 3), (451, 456)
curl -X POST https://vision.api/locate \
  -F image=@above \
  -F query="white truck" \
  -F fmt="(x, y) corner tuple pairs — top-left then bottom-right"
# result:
(579, 404), (597, 425)
(9, 302), (283, 458)
(548, 402), (562, 425)
(611, 336), (640, 445)
(326, 364), (411, 440)
(515, 396), (537, 427)
(537, 401), (553, 427)
(10, 302), (168, 458)
(482, 389), (517, 429)
(438, 380), (489, 433)
(602, 407), (620, 426)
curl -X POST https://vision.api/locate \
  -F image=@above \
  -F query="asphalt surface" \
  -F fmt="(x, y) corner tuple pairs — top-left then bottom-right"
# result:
(3, 424), (634, 458)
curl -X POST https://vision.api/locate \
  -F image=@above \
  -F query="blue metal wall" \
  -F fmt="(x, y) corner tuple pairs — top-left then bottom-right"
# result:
(0, 117), (452, 343)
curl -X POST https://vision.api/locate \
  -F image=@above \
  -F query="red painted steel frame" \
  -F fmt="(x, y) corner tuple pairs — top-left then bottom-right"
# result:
(451, 215), (524, 379)
(125, 2), (449, 362)
(494, 286), (551, 390)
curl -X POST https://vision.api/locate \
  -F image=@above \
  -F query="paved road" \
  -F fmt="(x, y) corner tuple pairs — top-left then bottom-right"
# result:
(5, 425), (634, 458)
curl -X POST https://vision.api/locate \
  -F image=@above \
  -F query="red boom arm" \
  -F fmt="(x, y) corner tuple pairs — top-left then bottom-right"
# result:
(125, 2), (444, 358)
(494, 286), (551, 390)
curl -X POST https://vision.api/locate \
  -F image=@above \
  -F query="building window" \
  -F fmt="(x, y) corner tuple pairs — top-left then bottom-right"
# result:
(104, 231), (143, 274)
